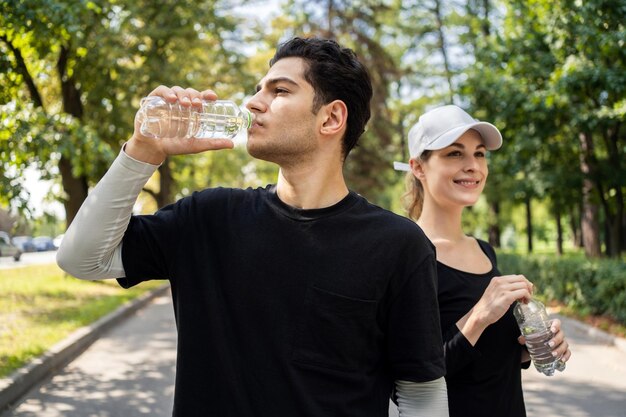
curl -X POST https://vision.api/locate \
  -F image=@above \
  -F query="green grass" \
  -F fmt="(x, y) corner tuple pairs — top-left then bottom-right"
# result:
(0, 264), (164, 378)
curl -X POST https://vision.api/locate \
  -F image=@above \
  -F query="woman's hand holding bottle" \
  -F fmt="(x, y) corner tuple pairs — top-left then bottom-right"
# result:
(458, 274), (533, 346)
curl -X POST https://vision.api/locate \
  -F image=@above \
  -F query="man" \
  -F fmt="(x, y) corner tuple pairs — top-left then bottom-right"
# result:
(57, 37), (447, 417)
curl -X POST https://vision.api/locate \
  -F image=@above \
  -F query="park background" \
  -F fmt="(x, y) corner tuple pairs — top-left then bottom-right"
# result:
(0, 0), (625, 377)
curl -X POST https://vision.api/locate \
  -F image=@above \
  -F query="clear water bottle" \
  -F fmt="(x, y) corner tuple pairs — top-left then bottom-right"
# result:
(135, 96), (254, 140)
(513, 298), (566, 376)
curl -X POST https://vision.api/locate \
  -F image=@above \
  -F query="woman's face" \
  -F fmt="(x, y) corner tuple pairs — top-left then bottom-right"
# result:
(415, 129), (489, 209)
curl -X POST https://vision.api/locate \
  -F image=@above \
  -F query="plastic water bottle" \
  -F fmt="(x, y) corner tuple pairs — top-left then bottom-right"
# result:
(513, 298), (566, 376)
(135, 96), (254, 139)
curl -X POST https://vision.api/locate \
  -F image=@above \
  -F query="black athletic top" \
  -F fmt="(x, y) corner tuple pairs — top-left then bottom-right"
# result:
(119, 185), (445, 417)
(438, 239), (527, 417)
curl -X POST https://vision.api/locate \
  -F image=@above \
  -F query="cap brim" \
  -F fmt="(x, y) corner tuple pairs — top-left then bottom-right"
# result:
(393, 161), (411, 172)
(427, 122), (502, 151)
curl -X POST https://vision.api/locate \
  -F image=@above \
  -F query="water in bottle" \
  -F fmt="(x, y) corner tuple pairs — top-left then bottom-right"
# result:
(513, 298), (566, 376)
(135, 96), (254, 140)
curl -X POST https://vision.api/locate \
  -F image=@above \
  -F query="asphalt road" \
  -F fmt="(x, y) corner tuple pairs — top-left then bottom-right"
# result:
(521, 317), (626, 417)
(0, 251), (58, 270)
(3, 288), (626, 417)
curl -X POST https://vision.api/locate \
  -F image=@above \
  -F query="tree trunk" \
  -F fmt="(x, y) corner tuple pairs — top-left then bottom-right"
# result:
(570, 204), (582, 248)
(58, 45), (90, 227)
(602, 125), (624, 256)
(622, 211), (626, 253)
(525, 196), (533, 253)
(578, 132), (602, 257)
(481, 0), (491, 36)
(581, 188), (602, 258)
(59, 155), (89, 226)
(327, 0), (334, 34)
(156, 161), (174, 208)
(555, 209), (563, 256)
(432, 0), (455, 104)
(488, 201), (501, 248)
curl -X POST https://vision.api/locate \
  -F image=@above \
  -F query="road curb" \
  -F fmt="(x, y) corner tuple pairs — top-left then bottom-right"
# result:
(0, 283), (170, 414)
(553, 312), (626, 353)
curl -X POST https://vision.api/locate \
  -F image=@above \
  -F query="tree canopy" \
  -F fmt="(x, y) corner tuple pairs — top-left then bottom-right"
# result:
(1, 0), (624, 258)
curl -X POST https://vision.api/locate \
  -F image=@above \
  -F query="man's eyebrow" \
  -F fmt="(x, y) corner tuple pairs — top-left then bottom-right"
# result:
(255, 77), (300, 92)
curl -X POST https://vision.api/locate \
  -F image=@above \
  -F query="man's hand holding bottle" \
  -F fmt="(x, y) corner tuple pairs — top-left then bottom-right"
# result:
(128, 86), (235, 165)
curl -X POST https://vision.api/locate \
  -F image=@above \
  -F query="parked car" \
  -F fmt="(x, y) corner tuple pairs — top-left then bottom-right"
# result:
(12, 235), (36, 252)
(0, 232), (22, 261)
(32, 236), (56, 252)
(53, 233), (65, 249)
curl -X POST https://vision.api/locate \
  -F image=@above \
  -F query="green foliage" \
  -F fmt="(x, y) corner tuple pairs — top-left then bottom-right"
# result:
(1, 1), (624, 258)
(460, 0), (625, 256)
(498, 252), (626, 324)
(171, 146), (278, 196)
(1, 0), (254, 219)
(0, 263), (164, 377)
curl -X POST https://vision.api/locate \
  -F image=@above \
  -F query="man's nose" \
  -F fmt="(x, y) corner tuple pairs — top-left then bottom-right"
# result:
(246, 91), (267, 113)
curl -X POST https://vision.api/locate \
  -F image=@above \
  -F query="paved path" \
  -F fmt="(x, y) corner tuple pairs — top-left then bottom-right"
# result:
(4, 293), (626, 417)
(2, 293), (176, 417)
(0, 251), (57, 269)
(521, 314), (626, 417)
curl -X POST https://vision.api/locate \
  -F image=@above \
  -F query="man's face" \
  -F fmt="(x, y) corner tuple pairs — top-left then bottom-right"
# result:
(245, 57), (321, 165)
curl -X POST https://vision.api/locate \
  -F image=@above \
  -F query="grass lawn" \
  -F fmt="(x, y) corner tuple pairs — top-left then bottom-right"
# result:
(0, 264), (165, 378)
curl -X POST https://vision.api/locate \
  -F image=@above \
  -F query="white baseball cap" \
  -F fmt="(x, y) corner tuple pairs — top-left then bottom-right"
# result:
(394, 105), (503, 171)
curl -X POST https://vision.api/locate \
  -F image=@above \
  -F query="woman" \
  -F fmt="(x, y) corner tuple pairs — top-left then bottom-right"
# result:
(394, 105), (571, 417)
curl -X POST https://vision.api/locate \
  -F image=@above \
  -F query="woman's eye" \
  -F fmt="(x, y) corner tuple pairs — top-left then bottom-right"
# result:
(475, 151), (486, 158)
(446, 151), (462, 157)
(275, 88), (289, 95)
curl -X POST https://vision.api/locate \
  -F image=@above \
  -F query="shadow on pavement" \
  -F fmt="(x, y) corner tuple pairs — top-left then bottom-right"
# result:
(5, 297), (176, 417)
(524, 376), (626, 417)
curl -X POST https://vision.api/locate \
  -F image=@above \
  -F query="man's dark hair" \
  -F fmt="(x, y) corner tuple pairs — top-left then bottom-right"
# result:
(270, 37), (373, 159)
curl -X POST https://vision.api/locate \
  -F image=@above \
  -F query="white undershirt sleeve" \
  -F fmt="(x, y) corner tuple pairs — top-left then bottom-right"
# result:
(395, 377), (449, 417)
(56, 147), (159, 280)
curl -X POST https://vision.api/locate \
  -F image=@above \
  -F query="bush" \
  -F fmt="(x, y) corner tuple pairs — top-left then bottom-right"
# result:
(497, 253), (626, 324)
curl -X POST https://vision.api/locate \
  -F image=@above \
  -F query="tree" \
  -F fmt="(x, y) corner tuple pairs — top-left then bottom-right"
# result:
(462, 0), (625, 258)
(1, 1), (108, 223)
(1, 0), (253, 226)
(539, 0), (626, 257)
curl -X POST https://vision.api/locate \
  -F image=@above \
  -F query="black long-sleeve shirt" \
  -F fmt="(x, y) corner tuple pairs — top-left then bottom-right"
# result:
(437, 239), (527, 417)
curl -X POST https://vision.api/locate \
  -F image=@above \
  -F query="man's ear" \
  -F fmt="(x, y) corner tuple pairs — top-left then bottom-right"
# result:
(410, 158), (426, 180)
(320, 100), (347, 136)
